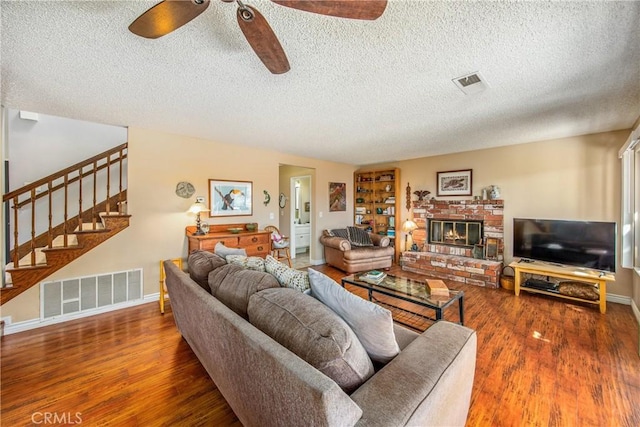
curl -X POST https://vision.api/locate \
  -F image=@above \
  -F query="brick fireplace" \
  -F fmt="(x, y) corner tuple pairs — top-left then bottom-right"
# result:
(401, 199), (504, 288)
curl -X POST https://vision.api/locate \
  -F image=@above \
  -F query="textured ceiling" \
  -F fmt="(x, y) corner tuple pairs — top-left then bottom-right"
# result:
(2, 0), (639, 165)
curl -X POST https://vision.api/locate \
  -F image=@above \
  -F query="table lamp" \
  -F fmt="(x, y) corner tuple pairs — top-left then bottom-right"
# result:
(402, 219), (418, 251)
(188, 198), (210, 236)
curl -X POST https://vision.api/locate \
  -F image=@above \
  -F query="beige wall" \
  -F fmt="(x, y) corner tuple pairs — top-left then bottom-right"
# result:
(2, 127), (355, 323)
(3, 127), (635, 324)
(370, 130), (633, 297)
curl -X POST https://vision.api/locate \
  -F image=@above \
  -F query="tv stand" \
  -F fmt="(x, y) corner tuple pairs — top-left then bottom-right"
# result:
(509, 260), (615, 314)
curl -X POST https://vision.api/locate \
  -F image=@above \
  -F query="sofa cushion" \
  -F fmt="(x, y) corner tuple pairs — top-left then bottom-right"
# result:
(308, 269), (400, 364)
(214, 242), (247, 257)
(225, 255), (266, 272)
(208, 264), (280, 318)
(187, 251), (227, 292)
(264, 255), (310, 292)
(247, 288), (374, 393)
(347, 226), (374, 247)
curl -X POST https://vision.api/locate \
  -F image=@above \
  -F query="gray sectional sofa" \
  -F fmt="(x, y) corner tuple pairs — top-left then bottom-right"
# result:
(163, 251), (477, 426)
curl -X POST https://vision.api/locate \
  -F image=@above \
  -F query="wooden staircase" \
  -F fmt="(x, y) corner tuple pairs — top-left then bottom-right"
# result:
(2, 143), (129, 305)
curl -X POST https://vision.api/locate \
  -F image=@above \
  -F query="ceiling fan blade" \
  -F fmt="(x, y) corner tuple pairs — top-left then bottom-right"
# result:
(129, 0), (210, 39)
(271, 0), (387, 20)
(237, 5), (290, 74)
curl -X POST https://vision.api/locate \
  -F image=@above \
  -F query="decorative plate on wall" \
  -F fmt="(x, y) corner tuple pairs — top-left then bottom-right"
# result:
(175, 181), (195, 198)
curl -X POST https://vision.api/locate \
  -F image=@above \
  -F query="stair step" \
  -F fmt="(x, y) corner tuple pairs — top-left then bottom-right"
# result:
(4, 247), (47, 285)
(19, 247), (47, 267)
(51, 234), (79, 248)
(99, 211), (124, 217)
(74, 222), (106, 232)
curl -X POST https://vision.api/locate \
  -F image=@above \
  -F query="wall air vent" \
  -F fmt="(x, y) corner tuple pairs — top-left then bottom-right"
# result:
(453, 72), (488, 95)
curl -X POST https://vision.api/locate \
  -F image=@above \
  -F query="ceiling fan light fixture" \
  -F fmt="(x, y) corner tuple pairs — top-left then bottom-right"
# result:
(130, 0), (387, 73)
(237, 2), (255, 22)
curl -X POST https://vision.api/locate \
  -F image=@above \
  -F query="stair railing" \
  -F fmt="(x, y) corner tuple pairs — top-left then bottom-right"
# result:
(3, 143), (128, 269)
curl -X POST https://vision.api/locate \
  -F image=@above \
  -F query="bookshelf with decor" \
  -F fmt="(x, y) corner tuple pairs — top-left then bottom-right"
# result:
(354, 168), (401, 261)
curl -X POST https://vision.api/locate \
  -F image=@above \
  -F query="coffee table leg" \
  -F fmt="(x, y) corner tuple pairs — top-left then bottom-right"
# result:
(436, 308), (442, 321)
(459, 295), (464, 325)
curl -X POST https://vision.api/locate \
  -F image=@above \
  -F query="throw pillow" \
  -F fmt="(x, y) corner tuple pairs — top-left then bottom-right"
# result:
(187, 250), (227, 292)
(308, 268), (400, 364)
(208, 264), (280, 318)
(225, 255), (266, 272)
(214, 242), (247, 258)
(346, 226), (373, 247)
(329, 228), (349, 239)
(247, 288), (374, 393)
(264, 255), (310, 292)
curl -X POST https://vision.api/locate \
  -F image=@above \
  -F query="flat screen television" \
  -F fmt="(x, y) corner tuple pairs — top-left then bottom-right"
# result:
(513, 218), (616, 272)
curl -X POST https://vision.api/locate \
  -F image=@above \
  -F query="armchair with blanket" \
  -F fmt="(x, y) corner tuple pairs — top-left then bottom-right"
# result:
(319, 227), (395, 273)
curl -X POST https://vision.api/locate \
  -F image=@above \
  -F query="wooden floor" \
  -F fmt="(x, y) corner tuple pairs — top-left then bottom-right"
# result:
(2, 264), (639, 426)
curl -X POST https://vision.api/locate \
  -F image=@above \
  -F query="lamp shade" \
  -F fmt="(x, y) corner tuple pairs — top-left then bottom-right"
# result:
(402, 219), (418, 233)
(188, 201), (209, 214)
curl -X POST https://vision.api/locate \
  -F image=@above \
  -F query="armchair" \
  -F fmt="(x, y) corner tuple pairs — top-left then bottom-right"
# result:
(319, 229), (394, 273)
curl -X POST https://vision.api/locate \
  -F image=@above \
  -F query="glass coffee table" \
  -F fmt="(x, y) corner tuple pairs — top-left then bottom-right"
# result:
(341, 274), (464, 328)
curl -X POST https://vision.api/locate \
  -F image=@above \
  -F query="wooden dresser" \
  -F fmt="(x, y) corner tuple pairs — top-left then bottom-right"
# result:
(186, 224), (271, 258)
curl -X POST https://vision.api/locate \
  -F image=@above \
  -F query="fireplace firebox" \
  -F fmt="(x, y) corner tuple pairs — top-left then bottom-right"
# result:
(428, 219), (483, 247)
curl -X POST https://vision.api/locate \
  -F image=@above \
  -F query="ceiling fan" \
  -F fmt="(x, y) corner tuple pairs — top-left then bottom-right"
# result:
(129, 0), (387, 74)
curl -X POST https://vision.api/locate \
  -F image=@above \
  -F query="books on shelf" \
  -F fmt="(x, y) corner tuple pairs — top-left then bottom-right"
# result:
(426, 279), (449, 297)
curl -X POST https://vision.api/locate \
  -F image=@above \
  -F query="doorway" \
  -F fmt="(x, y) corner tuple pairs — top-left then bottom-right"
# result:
(290, 175), (311, 262)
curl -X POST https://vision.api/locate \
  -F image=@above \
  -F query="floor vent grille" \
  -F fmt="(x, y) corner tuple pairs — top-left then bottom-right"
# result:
(41, 269), (143, 320)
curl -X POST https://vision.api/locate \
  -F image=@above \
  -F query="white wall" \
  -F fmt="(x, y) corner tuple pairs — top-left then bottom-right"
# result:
(7, 109), (126, 189)
(6, 110), (128, 246)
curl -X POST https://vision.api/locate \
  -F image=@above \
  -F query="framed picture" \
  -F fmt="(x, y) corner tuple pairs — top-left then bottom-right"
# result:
(329, 182), (346, 211)
(304, 201), (310, 212)
(209, 179), (252, 217)
(436, 169), (472, 197)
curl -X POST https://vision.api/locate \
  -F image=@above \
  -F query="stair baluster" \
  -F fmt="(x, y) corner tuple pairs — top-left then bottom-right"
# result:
(78, 165), (83, 233)
(12, 195), (19, 268)
(48, 180), (53, 248)
(92, 160), (97, 230)
(29, 188), (36, 266)
(64, 173), (69, 247)
(106, 155), (111, 214)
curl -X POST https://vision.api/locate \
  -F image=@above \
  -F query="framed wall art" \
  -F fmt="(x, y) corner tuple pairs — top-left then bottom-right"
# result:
(329, 182), (346, 211)
(209, 179), (253, 217)
(436, 169), (473, 197)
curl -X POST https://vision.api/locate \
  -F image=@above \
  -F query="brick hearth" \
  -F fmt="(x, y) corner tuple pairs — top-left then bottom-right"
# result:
(401, 199), (504, 288)
(401, 252), (502, 288)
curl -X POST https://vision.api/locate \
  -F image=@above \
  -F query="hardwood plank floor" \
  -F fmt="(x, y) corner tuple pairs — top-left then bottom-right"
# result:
(2, 264), (638, 426)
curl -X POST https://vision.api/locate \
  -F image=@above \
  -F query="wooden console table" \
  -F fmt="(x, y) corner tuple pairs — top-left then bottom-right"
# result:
(511, 260), (615, 314)
(186, 224), (270, 257)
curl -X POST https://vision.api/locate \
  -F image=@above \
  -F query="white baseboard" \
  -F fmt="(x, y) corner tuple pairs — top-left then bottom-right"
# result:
(632, 299), (640, 324)
(607, 293), (631, 305)
(3, 293), (161, 336)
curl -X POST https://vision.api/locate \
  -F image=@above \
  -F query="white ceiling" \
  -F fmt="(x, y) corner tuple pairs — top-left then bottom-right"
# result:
(2, 0), (639, 165)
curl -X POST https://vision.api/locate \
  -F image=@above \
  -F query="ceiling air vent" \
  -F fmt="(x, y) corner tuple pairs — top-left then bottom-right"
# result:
(453, 72), (488, 95)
